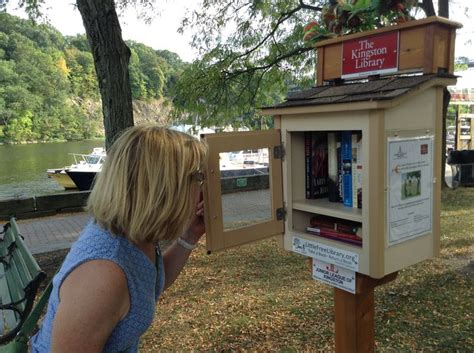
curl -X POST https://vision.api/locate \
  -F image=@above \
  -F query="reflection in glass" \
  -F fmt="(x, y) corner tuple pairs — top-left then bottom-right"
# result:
(219, 148), (272, 231)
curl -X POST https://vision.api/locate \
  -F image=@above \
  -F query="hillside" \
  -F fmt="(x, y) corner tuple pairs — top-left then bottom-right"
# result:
(0, 13), (186, 143)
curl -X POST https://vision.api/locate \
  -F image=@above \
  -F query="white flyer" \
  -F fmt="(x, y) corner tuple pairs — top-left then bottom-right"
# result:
(312, 258), (356, 294)
(292, 236), (359, 271)
(387, 136), (434, 246)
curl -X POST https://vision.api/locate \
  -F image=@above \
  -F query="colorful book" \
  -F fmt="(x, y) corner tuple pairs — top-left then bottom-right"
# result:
(305, 132), (329, 199)
(351, 132), (362, 209)
(310, 215), (361, 235)
(306, 226), (362, 246)
(341, 131), (352, 207)
(306, 214), (362, 247)
(310, 132), (329, 199)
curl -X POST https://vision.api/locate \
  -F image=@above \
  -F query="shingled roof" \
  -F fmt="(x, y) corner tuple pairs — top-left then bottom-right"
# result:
(263, 73), (456, 109)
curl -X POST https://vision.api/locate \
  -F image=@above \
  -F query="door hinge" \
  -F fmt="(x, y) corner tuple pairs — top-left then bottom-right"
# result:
(276, 207), (286, 221)
(274, 144), (285, 160)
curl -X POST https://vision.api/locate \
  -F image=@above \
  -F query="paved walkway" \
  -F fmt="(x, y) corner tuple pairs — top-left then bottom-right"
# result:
(16, 212), (90, 254)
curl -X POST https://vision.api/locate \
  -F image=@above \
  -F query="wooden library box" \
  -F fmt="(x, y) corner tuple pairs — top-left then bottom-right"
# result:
(201, 17), (460, 279)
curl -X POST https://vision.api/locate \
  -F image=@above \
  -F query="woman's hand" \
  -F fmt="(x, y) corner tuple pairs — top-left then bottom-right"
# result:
(182, 197), (205, 245)
(162, 194), (206, 290)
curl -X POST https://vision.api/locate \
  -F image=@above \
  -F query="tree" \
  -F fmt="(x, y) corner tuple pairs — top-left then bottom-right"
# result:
(2, 0), (157, 147)
(174, 0), (455, 127)
(75, 0), (134, 149)
(2, 0), (456, 144)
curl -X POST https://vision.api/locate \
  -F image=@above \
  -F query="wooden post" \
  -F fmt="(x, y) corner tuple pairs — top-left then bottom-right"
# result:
(334, 272), (398, 353)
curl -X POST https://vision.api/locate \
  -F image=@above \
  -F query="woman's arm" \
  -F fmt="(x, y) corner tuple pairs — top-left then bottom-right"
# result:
(51, 260), (129, 353)
(162, 199), (205, 290)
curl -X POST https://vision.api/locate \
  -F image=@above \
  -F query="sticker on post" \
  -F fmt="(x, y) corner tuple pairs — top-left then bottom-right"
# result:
(312, 258), (356, 294)
(292, 236), (359, 271)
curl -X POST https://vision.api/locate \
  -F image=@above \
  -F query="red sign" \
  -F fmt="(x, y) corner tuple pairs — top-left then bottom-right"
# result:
(341, 31), (399, 79)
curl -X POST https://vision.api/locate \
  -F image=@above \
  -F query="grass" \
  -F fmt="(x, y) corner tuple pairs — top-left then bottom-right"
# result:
(138, 187), (473, 351)
(33, 187), (473, 351)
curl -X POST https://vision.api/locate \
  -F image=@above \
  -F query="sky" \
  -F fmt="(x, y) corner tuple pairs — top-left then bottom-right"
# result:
(6, 0), (474, 62)
(7, 0), (200, 62)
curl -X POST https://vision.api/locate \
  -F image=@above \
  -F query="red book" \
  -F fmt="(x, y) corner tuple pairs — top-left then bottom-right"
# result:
(306, 227), (362, 247)
(306, 226), (362, 242)
(310, 216), (360, 235)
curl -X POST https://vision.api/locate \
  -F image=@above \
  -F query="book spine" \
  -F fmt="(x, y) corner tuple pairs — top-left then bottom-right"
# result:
(306, 228), (362, 246)
(351, 133), (361, 208)
(341, 131), (352, 207)
(336, 134), (343, 202)
(306, 226), (362, 242)
(356, 164), (362, 209)
(310, 131), (329, 199)
(327, 132), (339, 202)
(356, 134), (363, 209)
(309, 220), (359, 234)
(304, 132), (313, 199)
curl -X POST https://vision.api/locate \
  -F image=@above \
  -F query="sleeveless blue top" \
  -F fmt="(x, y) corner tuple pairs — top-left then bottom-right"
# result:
(30, 221), (165, 353)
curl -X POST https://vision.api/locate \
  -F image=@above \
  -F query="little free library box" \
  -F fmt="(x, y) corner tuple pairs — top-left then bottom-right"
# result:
(201, 17), (462, 280)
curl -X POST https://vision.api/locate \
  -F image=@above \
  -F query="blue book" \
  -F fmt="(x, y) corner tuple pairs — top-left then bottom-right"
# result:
(341, 131), (352, 207)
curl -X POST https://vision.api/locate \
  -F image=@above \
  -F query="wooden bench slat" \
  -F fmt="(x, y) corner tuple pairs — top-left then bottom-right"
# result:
(0, 263), (19, 335)
(5, 266), (26, 311)
(11, 250), (34, 289)
(9, 221), (42, 276)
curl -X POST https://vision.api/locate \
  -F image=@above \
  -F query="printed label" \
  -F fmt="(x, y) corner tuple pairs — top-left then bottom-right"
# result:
(292, 236), (359, 271)
(312, 258), (356, 294)
(342, 31), (399, 79)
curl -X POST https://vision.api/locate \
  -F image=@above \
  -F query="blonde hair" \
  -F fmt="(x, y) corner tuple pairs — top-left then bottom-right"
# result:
(87, 125), (208, 244)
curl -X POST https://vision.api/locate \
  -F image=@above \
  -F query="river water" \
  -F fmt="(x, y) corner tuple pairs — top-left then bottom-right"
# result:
(0, 140), (104, 200)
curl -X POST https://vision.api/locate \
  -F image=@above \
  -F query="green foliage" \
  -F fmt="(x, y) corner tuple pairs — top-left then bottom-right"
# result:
(174, 0), (432, 128)
(174, 0), (318, 128)
(454, 63), (468, 72)
(0, 12), (185, 143)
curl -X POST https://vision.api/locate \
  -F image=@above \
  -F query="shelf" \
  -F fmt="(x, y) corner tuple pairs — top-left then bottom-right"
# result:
(292, 198), (363, 223)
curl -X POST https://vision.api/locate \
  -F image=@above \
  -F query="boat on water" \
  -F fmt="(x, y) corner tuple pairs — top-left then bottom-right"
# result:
(46, 168), (77, 189)
(47, 147), (106, 191)
(65, 148), (106, 191)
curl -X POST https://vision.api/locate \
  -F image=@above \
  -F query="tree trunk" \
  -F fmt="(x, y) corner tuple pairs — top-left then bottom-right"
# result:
(422, 0), (436, 16)
(438, 0), (449, 18)
(76, 0), (134, 150)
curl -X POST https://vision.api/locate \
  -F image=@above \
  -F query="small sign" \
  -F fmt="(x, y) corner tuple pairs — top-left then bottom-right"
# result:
(342, 31), (399, 79)
(387, 136), (434, 246)
(312, 258), (356, 294)
(292, 236), (359, 271)
(236, 178), (247, 187)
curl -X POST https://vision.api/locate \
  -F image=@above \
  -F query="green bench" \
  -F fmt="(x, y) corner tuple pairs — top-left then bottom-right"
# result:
(0, 218), (46, 344)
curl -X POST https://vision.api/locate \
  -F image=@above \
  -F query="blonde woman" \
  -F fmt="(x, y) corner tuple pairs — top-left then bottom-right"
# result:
(31, 125), (208, 353)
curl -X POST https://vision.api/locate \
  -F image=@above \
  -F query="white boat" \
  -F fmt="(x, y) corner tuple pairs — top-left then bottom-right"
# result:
(47, 147), (106, 190)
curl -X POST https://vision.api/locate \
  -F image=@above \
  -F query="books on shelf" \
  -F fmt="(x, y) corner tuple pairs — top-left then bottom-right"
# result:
(305, 131), (328, 199)
(304, 130), (362, 209)
(306, 215), (362, 247)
